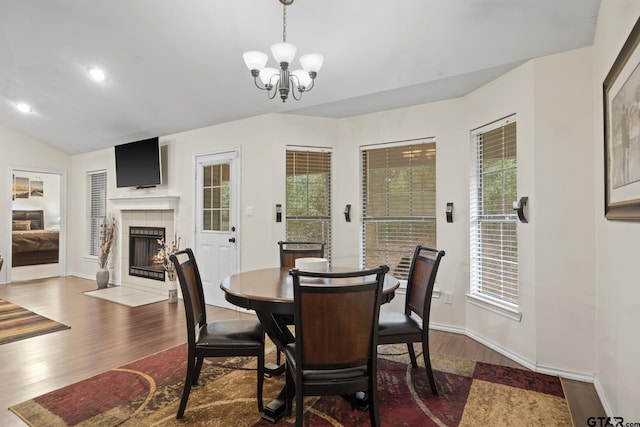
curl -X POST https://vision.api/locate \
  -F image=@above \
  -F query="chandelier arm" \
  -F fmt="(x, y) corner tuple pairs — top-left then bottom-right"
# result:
(289, 74), (302, 91)
(267, 81), (279, 100)
(253, 76), (269, 91)
(291, 86), (302, 101)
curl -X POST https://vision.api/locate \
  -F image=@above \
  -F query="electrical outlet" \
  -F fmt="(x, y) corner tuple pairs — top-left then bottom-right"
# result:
(444, 291), (453, 304)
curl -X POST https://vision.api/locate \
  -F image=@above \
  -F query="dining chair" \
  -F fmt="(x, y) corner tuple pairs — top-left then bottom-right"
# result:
(278, 240), (325, 268)
(285, 265), (389, 427)
(170, 248), (265, 419)
(275, 240), (326, 366)
(377, 245), (445, 395)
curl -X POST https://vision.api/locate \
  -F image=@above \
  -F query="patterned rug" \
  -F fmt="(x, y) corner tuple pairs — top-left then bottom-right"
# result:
(9, 344), (572, 426)
(0, 299), (70, 345)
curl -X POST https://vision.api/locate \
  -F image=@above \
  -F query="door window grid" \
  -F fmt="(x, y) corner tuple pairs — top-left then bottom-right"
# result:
(203, 164), (230, 231)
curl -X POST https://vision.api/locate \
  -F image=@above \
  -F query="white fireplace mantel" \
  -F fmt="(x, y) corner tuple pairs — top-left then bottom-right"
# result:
(109, 195), (179, 211)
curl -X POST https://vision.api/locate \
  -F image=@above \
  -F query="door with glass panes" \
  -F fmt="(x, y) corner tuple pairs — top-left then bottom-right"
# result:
(195, 151), (239, 308)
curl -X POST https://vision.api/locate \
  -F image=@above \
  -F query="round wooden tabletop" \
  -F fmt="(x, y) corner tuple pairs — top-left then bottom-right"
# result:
(220, 267), (399, 312)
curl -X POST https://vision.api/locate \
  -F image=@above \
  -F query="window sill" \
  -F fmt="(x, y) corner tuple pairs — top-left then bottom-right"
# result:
(84, 255), (99, 263)
(465, 293), (522, 322)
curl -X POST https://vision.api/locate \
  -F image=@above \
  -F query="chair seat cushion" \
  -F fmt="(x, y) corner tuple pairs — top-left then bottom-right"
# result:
(197, 319), (264, 348)
(283, 344), (367, 381)
(378, 311), (422, 337)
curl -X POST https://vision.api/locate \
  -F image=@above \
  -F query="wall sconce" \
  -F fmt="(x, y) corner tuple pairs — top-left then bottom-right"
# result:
(513, 196), (529, 223)
(344, 204), (351, 222)
(446, 202), (454, 223)
(276, 204), (282, 222)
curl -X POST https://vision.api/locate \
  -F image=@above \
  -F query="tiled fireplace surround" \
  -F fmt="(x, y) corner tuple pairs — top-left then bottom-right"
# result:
(110, 196), (179, 296)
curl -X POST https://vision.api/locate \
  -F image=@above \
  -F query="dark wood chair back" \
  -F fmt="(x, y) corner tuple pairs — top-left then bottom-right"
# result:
(171, 248), (206, 335)
(278, 241), (325, 268)
(377, 245), (445, 396)
(405, 246), (445, 321)
(286, 265), (388, 426)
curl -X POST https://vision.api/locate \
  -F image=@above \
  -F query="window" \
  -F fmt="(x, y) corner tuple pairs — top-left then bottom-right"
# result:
(361, 139), (436, 280)
(470, 117), (518, 306)
(285, 148), (332, 259)
(87, 170), (107, 256)
(203, 163), (230, 231)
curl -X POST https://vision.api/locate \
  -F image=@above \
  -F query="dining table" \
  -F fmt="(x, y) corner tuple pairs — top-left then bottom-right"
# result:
(220, 266), (399, 423)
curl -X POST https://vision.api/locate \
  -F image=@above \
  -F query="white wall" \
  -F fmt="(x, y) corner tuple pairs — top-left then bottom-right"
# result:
(336, 99), (468, 327)
(463, 62), (539, 364)
(593, 1), (640, 420)
(532, 47), (596, 376)
(0, 126), (71, 284)
(67, 114), (338, 280)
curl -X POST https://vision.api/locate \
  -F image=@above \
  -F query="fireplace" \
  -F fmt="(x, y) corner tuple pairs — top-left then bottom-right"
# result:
(109, 196), (178, 295)
(129, 226), (165, 281)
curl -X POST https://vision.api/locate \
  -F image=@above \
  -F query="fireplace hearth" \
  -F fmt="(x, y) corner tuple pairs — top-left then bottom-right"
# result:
(129, 226), (165, 281)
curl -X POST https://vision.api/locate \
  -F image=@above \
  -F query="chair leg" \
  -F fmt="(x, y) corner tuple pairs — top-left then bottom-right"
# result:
(276, 349), (282, 366)
(295, 376), (303, 427)
(193, 356), (205, 385)
(407, 342), (418, 368)
(368, 379), (380, 427)
(423, 339), (438, 395)
(257, 347), (265, 412)
(176, 356), (197, 419)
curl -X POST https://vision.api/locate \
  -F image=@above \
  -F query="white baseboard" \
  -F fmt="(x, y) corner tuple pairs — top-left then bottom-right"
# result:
(593, 375), (614, 418)
(430, 322), (595, 382)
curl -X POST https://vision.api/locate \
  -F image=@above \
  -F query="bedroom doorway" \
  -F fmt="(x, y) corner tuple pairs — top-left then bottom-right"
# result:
(8, 168), (66, 283)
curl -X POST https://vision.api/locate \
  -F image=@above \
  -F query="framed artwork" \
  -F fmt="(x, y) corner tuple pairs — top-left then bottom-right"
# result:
(604, 17), (640, 220)
(13, 176), (29, 199)
(30, 180), (43, 197)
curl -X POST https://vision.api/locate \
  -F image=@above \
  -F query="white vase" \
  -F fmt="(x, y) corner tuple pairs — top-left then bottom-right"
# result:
(167, 270), (178, 304)
(96, 268), (109, 289)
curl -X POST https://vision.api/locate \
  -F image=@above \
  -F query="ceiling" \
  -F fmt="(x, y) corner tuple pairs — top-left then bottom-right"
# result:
(0, 0), (601, 155)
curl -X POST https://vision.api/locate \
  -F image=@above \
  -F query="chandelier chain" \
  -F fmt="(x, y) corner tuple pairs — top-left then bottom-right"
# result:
(282, 3), (287, 43)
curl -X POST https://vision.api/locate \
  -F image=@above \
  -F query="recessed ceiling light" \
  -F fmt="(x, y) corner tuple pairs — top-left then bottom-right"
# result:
(89, 68), (106, 81)
(16, 103), (32, 113)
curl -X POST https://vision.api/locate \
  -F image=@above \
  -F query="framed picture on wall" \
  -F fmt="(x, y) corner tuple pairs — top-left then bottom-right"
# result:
(30, 180), (43, 197)
(604, 17), (640, 220)
(13, 176), (29, 199)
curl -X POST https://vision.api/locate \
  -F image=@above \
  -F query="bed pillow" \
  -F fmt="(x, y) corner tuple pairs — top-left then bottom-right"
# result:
(12, 220), (32, 231)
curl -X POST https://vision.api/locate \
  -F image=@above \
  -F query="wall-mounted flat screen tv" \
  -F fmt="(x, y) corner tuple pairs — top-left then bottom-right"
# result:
(115, 137), (162, 188)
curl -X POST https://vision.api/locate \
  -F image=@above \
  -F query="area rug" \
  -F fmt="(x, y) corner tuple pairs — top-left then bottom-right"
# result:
(0, 299), (70, 345)
(9, 344), (573, 426)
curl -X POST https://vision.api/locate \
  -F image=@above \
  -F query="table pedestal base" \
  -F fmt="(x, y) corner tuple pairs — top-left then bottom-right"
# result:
(262, 395), (287, 423)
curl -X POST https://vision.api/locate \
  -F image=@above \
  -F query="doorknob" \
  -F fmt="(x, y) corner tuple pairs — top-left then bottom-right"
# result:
(228, 237), (236, 243)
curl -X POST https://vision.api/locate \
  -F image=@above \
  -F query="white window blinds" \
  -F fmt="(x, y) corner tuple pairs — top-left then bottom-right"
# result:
(361, 139), (436, 280)
(88, 171), (107, 257)
(470, 117), (518, 304)
(285, 148), (332, 260)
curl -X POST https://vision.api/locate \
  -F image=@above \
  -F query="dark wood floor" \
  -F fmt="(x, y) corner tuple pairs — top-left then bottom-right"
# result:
(0, 276), (604, 426)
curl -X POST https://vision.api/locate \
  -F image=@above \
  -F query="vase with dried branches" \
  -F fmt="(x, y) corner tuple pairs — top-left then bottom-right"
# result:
(156, 233), (181, 303)
(96, 214), (117, 289)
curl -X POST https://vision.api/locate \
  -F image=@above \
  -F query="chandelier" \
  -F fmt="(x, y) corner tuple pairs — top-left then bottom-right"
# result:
(242, 0), (324, 103)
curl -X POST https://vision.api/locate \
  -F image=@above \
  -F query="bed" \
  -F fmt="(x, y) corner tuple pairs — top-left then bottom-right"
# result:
(12, 210), (59, 267)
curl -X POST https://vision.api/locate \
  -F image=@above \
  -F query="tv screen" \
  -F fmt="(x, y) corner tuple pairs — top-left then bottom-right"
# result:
(115, 137), (162, 188)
